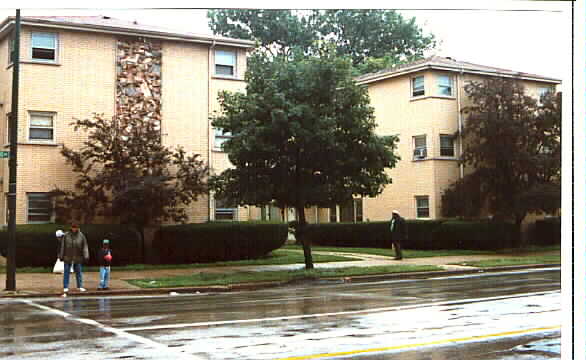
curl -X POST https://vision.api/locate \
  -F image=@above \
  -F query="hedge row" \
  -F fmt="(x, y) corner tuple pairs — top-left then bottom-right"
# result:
(0, 224), (142, 267)
(156, 222), (288, 264)
(532, 217), (561, 246)
(304, 220), (516, 250)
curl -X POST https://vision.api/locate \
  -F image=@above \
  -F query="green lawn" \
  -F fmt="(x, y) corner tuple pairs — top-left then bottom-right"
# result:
(0, 249), (357, 273)
(283, 244), (494, 258)
(451, 255), (561, 267)
(127, 264), (443, 288)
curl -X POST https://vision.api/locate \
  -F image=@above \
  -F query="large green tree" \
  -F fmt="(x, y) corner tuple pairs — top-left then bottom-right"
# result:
(210, 52), (400, 269)
(207, 9), (436, 74)
(441, 78), (561, 244)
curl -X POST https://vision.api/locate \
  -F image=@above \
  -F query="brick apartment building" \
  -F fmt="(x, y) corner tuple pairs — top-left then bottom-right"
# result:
(0, 16), (561, 225)
(0, 15), (254, 224)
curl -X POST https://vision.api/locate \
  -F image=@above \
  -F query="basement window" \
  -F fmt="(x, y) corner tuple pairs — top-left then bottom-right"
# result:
(215, 50), (236, 77)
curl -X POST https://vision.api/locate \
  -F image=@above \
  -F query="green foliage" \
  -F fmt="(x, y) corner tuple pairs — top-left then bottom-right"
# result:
(303, 220), (444, 250)
(443, 79), (561, 226)
(156, 222), (288, 264)
(211, 52), (399, 209)
(0, 224), (141, 267)
(532, 217), (561, 246)
(51, 113), (208, 227)
(431, 221), (515, 250)
(207, 9), (436, 74)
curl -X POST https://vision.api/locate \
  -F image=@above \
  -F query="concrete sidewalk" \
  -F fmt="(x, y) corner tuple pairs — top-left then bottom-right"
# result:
(0, 251), (559, 298)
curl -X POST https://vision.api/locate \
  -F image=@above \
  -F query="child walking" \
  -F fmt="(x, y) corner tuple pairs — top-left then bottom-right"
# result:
(97, 239), (112, 290)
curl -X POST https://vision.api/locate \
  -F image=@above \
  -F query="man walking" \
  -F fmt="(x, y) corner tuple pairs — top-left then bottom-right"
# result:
(389, 210), (406, 260)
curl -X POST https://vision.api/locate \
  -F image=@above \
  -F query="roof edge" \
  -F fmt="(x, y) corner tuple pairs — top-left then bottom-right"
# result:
(0, 16), (255, 48)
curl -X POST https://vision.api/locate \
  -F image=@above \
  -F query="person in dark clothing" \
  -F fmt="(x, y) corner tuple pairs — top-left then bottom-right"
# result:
(97, 239), (112, 290)
(389, 210), (407, 260)
(58, 223), (89, 296)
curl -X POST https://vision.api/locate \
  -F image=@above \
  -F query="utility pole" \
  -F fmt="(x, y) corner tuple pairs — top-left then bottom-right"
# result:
(5, 9), (20, 291)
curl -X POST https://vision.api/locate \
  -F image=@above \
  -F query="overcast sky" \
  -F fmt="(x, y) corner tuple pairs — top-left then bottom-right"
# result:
(0, 1), (573, 83)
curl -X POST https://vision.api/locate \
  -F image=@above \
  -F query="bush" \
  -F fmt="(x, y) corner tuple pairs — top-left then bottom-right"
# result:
(532, 217), (561, 246)
(156, 222), (288, 264)
(0, 224), (141, 267)
(431, 221), (515, 250)
(304, 220), (445, 250)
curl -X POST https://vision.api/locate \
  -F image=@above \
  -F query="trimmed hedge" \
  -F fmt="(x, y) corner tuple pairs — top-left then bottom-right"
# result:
(304, 220), (444, 250)
(430, 221), (515, 250)
(302, 220), (515, 250)
(532, 217), (561, 246)
(0, 224), (142, 267)
(156, 222), (288, 264)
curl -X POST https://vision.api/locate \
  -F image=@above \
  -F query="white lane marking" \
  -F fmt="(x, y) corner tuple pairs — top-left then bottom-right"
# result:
(20, 300), (204, 360)
(121, 290), (560, 332)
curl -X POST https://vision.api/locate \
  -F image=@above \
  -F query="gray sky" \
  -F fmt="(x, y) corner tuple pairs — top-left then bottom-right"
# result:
(0, 1), (571, 82)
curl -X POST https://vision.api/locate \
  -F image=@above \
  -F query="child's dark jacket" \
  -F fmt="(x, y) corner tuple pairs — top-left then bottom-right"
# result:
(97, 248), (112, 266)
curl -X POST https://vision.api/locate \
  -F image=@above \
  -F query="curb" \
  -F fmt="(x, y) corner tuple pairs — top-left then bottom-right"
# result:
(0, 264), (559, 299)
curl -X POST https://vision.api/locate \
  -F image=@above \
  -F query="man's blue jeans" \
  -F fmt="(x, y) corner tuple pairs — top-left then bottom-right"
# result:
(99, 266), (110, 289)
(63, 262), (83, 289)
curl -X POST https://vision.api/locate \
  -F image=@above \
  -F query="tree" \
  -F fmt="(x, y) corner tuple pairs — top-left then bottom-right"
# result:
(441, 78), (561, 244)
(210, 52), (400, 269)
(52, 113), (208, 257)
(207, 9), (436, 74)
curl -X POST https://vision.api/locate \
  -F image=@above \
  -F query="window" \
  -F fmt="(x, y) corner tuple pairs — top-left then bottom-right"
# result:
(213, 128), (232, 150)
(31, 32), (57, 62)
(215, 197), (236, 220)
(261, 204), (281, 221)
(29, 112), (54, 141)
(537, 87), (553, 104)
(6, 112), (11, 144)
(331, 198), (363, 223)
(8, 35), (16, 64)
(27, 193), (53, 223)
(215, 50), (236, 76)
(437, 75), (453, 96)
(413, 135), (427, 159)
(412, 76), (424, 97)
(440, 135), (455, 157)
(416, 196), (430, 218)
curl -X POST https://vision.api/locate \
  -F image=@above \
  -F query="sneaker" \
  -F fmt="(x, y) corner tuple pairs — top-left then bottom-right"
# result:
(61, 293), (67, 297)
(79, 288), (87, 292)
(97, 288), (103, 291)
(63, 288), (69, 293)
(103, 287), (110, 290)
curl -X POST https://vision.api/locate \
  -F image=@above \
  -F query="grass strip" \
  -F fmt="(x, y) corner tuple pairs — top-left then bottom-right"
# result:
(126, 265), (443, 288)
(450, 255), (561, 268)
(283, 245), (494, 258)
(0, 249), (356, 273)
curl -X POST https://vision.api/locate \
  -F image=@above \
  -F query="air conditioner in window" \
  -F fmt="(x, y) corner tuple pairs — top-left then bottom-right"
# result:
(413, 148), (427, 159)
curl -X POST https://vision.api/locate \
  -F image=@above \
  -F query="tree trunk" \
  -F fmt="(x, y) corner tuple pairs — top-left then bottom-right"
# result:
(512, 214), (526, 248)
(296, 205), (313, 270)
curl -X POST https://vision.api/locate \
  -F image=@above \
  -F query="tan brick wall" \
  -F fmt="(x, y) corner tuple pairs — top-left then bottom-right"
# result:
(0, 26), (249, 224)
(364, 70), (557, 221)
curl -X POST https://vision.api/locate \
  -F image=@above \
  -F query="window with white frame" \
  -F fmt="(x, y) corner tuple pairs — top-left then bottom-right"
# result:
(437, 75), (453, 96)
(213, 127), (232, 150)
(330, 198), (363, 223)
(31, 32), (57, 62)
(215, 197), (236, 220)
(8, 35), (16, 64)
(29, 112), (55, 141)
(413, 135), (427, 159)
(412, 76), (425, 97)
(27, 193), (53, 223)
(215, 50), (236, 76)
(415, 196), (430, 218)
(439, 135), (455, 157)
(5, 112), (11, 144)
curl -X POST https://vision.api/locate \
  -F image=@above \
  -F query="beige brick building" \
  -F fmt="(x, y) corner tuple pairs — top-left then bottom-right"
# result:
(0, 16), (254, 224)
(354, 56), (561, 221)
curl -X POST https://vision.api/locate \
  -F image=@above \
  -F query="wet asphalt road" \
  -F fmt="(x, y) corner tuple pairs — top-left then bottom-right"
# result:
(0, 267), (560, 359)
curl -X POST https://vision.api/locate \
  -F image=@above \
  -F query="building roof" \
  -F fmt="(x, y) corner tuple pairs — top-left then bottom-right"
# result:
(0, 15), (255, 48)
(355, 55), (561, 85)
